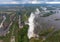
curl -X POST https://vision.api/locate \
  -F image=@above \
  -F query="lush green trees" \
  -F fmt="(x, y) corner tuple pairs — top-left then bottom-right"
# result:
(18, 25), (29, 42)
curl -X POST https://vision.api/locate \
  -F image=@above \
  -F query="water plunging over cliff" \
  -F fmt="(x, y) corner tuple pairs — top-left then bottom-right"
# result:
(27, 8), (40, 39)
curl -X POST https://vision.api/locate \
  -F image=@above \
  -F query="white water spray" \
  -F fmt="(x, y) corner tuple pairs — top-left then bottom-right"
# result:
(27, 12), (35, 39)
(0, 16), (6, 28)
(27, 8), (40, 39)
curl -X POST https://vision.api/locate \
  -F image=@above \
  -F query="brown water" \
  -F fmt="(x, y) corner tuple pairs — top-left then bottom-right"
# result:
(42, 13), (60, 30)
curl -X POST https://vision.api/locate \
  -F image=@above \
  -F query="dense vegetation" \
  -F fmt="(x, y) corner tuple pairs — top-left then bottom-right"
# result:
(18, 25), (29, 42)
(42, 12), (53, 17)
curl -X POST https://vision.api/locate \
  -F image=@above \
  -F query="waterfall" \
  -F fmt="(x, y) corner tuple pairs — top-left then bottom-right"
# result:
(27, 12), (35, 39)
(0, 16), (6, 28)
(27, 8), (40, 39)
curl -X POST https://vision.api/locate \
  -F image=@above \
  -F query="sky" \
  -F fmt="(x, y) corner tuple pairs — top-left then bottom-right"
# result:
(0, 0), (60, 4)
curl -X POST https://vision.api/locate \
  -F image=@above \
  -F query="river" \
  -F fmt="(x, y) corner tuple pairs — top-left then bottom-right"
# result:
(27, 8), (60, 39)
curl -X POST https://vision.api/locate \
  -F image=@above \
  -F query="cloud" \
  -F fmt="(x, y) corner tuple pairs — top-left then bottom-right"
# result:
(0, 1), (20, 4)
(13, 0), (60, 2)
(0, 0), (60, 4)
(12, 0), (60, 4)
(46, 2), (60, 4)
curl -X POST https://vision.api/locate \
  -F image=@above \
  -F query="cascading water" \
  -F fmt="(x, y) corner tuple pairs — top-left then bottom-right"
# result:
(27, 8), (40, 39)
(0, 16), (6, 28)
(27, 12), (35, 39)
